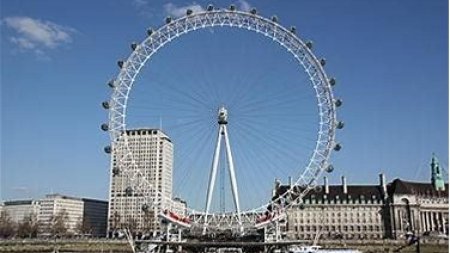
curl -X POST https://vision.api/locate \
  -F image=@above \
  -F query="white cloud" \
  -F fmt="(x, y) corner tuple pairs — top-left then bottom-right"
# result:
(12, 186), (29, 192)
(132, 0), (148, 8)
(164, 3), (204, 18)
(237, 0), (252, 12)
(3, 16), (76, 54)
(10, 36), (36, 49)
(131, 0), (155, 18)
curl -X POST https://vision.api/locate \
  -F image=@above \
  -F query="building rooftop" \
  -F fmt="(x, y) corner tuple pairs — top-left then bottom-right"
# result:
(275, 184), (384, 201)
(274, 177), (448, 204)
(3, 200), (35, 206)
(122, 128), (172, 142)
(44, 194), (108, 203)
(82, 198), (108, 204)
(388, 178), (448, 197)
(45, 193), (82, 201)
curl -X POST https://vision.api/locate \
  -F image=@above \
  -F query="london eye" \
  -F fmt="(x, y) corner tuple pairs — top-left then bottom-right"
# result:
(102, 5), (343, 234)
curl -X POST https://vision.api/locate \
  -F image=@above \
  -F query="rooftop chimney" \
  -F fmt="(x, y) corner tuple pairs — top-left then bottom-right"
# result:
(341, 176), (347, 194)
(289, 176), (293, 188)
(324, 176), (329, 194)
(379, 173), (387, 197)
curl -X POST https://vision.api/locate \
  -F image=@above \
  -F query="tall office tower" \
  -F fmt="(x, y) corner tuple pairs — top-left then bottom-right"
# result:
(108, 129), (174, 235)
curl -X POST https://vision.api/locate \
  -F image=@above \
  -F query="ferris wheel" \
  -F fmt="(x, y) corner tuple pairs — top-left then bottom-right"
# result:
(101, 5), (343, 234)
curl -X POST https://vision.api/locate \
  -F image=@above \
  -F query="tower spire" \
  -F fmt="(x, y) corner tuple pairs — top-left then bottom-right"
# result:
(431, 153), (445, 191)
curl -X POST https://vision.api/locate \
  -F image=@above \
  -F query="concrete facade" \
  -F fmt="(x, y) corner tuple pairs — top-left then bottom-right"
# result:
(172, 197), (188, 217)
(1, 200), (40, 223)
(2, 194), (108, 237)
(38, 194), (85, 235)
(108, 129), (174, 235)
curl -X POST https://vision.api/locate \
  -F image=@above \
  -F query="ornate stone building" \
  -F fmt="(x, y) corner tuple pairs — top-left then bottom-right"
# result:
(388, 155), (448, 238)
(279, 175), (389, 240)
(274, 155), (448, 240)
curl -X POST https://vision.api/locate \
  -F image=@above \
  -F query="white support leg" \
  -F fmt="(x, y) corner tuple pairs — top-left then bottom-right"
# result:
(203, 106), (243, 233)
(204, 125), (223, 230)
(223, 125), (242, 229)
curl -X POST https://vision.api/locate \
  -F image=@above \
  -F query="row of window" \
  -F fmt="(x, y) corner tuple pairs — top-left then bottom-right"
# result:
(296, 206), (381, 211)
(293, 211), (380, 217)
(293, 233), (383, 240)
(294, 218), (380, 224)
(303, 198), (383, 205)
(293, 225), (382, 232)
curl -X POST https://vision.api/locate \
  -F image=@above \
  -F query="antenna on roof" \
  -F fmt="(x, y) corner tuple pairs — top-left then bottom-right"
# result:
(159, 116), (163, 131)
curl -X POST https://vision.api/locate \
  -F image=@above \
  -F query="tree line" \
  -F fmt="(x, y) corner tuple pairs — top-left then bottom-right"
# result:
(0, 209), (93, 239)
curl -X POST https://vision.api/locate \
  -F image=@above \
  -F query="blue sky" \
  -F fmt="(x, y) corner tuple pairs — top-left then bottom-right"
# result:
(1, 0), (448, 211)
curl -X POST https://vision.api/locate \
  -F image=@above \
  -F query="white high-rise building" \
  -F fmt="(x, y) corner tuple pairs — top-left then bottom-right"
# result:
(108, 129), (174, 235)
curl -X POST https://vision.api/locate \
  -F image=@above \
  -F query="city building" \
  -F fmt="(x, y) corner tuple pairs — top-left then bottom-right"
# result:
(1, 194), (108, 237)
(38, 194), (85, 235)
(388, 154), (448, 238)
(172, 197), (188, 217)
(1, 200), (40, 223)
(82, 198), (109, 236)
(277, 175), (388, 240)
(274, 155), (448, 240)
(108, 128), (174, 235)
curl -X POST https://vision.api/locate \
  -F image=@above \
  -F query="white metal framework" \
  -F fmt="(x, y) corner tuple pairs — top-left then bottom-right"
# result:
(204, 106), (242, 233)
(104, 6), (341, 232)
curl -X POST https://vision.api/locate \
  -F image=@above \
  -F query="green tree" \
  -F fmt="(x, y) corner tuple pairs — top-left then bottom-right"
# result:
(17, 213), (40, 238)
(51, 209), (69, 237)
(17, 216), (32, 238)
(76, 216), (92, 236)
(0, 210), (16, 238)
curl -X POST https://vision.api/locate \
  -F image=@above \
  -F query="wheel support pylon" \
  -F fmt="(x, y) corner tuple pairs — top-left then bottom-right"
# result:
(204, 106), (242, 234)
